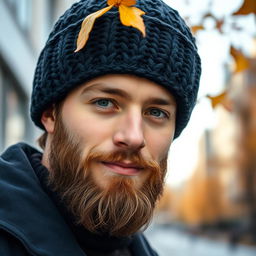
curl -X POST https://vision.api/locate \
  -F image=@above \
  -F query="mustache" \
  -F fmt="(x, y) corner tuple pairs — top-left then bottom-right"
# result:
(81, 150), (161, 174)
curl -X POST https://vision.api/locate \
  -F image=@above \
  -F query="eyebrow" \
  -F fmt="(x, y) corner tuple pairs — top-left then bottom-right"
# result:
(81, 83), (131, 100)
(145, 98), (175, 106)
(81, 83), (175, 106)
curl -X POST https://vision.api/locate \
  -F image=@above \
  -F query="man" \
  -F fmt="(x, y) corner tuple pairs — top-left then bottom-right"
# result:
(0, 0), (201, 255)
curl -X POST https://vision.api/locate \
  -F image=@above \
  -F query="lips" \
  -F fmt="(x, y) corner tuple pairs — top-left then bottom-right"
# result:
(102, 161), (143, 176)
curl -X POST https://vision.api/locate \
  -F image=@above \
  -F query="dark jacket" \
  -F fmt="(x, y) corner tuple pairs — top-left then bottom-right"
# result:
(0, 143), (158, 256)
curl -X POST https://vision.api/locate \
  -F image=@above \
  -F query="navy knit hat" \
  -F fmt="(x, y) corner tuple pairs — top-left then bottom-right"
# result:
(31, 0), (201, 138)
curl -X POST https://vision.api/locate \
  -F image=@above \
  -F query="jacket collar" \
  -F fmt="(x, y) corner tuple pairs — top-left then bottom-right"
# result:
(0, 143), (85, 256)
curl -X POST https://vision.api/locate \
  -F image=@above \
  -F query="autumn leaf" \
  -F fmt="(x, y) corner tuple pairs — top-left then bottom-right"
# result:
(202, 12), (214, 19)
(207, 91), (232, 111)
(233, 0), (256, 15)
(108, 0), (136, 6)
(207, 91), (226, 108)
(200, 12), (225, 34)
(75, 0), (146, 52)
(191, 25), (204, 34)
(75, 5), (113, 52)
(119, 5), (146, 36)
(230, 46), (250, 73)
(215, 19), (224, 33)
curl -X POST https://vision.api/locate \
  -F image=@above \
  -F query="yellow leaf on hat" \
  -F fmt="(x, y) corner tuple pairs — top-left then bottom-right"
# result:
(108, 0), (136, 6)
(119, 5), (146, 37)
(75, 5), (113, 52)
(75, 0), (146, 52)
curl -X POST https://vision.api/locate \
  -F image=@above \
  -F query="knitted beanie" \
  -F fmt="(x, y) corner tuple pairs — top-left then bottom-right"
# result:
(31, 0), (201, 138)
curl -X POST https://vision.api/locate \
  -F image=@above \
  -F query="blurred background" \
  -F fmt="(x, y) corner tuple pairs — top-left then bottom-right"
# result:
(0, 0), (255, 255)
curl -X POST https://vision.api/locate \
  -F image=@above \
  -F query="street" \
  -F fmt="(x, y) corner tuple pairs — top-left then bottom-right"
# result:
(145, 224), (256, 256)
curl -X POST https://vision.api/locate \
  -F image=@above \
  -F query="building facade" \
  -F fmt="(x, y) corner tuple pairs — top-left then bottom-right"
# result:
(0, 0), (76, 152)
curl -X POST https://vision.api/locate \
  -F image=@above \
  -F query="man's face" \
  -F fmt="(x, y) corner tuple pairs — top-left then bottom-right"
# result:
(58, 74), (175, 187)
(42, 74), (176, 236)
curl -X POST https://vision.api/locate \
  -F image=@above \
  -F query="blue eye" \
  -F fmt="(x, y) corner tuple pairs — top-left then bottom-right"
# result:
(148, 108), (168, 119)
(95, 99), (113, 108)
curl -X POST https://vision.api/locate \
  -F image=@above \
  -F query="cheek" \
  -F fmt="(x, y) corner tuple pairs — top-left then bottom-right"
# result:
(70, 120), (111, 145)
(146, 131), (173, 161)
(61, 106), (111, 144)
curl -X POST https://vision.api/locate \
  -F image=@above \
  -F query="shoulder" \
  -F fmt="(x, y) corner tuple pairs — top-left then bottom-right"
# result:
(130, 233), (159, 256)
(0, 228), (29, 256)
(0, 142), (40, 162)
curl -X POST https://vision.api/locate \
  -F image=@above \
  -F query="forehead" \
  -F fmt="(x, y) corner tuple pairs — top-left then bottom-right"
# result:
(72, 74), (176, 104)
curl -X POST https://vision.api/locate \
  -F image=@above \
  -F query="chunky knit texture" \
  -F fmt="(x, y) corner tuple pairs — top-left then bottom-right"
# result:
(31, 0), (201, 138)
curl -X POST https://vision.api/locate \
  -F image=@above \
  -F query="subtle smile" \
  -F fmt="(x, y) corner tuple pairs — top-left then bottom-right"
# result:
(102, 161), (143, 176)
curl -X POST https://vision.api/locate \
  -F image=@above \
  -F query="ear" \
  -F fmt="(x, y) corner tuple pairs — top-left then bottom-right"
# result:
(41, 106), (56, 134)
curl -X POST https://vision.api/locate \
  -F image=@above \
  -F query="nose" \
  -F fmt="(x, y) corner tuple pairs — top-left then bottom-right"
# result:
(113, 110), (145, 151)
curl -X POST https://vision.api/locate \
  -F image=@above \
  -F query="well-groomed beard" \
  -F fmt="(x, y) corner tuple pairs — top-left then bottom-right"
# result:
(48, 114), (167, 237)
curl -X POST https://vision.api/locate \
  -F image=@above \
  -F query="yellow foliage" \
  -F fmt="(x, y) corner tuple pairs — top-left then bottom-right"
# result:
(233, 0), (256, 15)
(230, 46), (250, 73)
(178, 169), (223, 225)
(191, 25), (204, 34)
(119, 5), (145, 37)
(75, 6), (113, 52)
(207, 91), (232, 111)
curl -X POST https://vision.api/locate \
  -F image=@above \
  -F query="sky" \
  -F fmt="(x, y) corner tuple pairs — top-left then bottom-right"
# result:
(163, 0), (256, 186)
